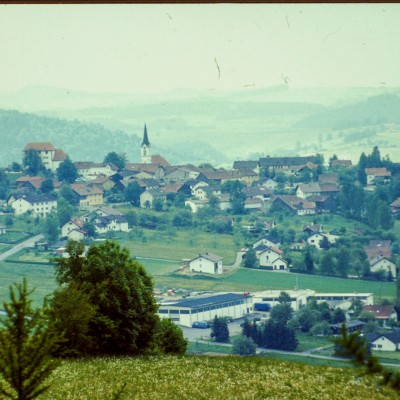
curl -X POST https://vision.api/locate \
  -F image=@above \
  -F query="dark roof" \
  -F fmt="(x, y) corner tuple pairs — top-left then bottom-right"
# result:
(233, 160), (258, 170)
(191, 252), (223, 263)
(364, 331), (400, 344)
(259, 156), (317, 167)
(20, 194), (57, 204)
(142, 124), (150, 146)
(163, 293), (249, 309)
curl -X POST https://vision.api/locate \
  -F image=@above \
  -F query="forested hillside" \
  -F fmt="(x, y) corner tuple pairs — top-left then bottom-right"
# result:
(295, 94), (400, 130)
(0, 109), (226, 166)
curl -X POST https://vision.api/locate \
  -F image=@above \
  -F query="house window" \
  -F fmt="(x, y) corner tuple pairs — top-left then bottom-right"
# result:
(378, 345), (382, 348)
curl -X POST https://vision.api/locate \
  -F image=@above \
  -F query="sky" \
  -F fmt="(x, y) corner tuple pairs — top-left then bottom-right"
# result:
(1, 4), (400, 94)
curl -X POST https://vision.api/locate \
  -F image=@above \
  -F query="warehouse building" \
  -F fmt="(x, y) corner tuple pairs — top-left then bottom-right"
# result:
(158, 292), (253, 327)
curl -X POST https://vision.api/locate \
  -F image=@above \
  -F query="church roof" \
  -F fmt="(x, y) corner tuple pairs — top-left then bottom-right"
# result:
(142, 124), (150, 146)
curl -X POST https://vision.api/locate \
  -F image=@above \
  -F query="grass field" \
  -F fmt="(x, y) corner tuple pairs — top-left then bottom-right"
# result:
(118, 229), (236, 264)
(154, 268), (396, 299)
(0, 230), (31, 244)
(0, 262), (56, 306)
(3, 355), (396, 400)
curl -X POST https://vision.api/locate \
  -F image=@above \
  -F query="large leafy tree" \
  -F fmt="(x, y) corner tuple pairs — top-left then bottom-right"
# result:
(0, 279), (60, 400)
(51, 240), (159, 356)
(56, 157), (78, 183)
(103, 152), (126, 170)
(23, 150), (45, 176)
(124, 181), (143, 206)
(41, 213), (60, 245)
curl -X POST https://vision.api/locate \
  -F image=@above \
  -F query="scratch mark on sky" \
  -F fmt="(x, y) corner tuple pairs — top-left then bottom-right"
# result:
(321, 27), (341, 45)
(214, 57), (221, 80)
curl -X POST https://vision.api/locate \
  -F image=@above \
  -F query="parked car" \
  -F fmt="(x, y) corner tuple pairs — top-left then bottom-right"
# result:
(192, 321), (209, 329)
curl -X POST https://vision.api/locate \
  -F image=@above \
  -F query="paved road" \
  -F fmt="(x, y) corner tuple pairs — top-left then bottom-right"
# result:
(0, 234), (44, 262)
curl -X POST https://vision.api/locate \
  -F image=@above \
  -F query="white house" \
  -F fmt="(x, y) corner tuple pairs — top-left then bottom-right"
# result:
(0, 226), (6, 235)
(364, 332), (400, 352)
(189, 252), (223, 275)
(158, 292), (253, 327)
(140, 189), (167, 208)
(61, 217), (85, 238)
(74, 162), (118, 181)
(185, 199), (209, 213)
(258, 246), (289, 271)
(66, 229), (87, 241)
(252, 236), (281, 250)
(8, 194), (57, 218)
(94, 215), (129, 234)
(370, 256), (397, 278)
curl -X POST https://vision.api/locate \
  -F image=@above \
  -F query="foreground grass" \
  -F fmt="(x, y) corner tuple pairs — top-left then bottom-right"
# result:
(12, 355), (398, 400)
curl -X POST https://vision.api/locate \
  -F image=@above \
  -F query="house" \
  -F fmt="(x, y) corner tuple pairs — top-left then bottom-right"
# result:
(258, 178), (278, 190)
(390, 198), (400, 215)
(331, 320), (365, 335)
(191, 184), (221, 201)
(296, 183), (339, 199)
(318, 173), (339, 184)
(370, 256), (397, 278)
(243, 186), (272, 201)
(70, 184), (104, 208)
(94, 207), (124, 218)
(330, 159), (352, 168)
(364, 332), (400, 351)
(258, 246), (289, 271)
(365, 167), (391, 185)
(94, 215), (129, 234)
(189, 252), (223, 275)
(8, 194), (57, 217)
(0, 226), (6, 235)
(16, 176), (61, 192)
(364, 240), (392, 260)
(74, 162), (118, 181)
(302, 223), (323, 234)
(252, 236), (281, 250)
(306, 195), (337, 213)
(216, 193), (232, 211)
(61, 217), (85, 238)
(185, 199), (209, 213)
(244, 198), (264, 211)
(306, 232), (327, 249)
(362, 305), (397, 328)
(23, 142), (67, 172)
(232, 160), (259, 175)
(92, 175), (116, 191)
(258, 155), (318, 175)
(270, 195), (316, 216)
(139, 188), (166, 208)
(158, 292), (252, 327)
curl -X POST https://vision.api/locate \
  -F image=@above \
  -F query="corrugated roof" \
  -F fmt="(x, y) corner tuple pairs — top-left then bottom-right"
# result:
(163, 293), (248, 309)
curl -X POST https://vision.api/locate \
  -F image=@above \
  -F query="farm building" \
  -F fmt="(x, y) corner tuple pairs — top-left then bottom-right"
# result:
(158, 292), (253, 327)
(189, 252), (223, 275)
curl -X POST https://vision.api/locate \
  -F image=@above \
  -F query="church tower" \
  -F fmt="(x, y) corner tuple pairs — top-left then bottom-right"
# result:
(141, 124), (152, 164)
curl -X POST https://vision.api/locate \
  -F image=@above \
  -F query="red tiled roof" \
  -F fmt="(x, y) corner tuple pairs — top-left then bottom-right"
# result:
(24, 142), (55, 151)
(362, 305), (395, 320)
(70, 184), (103, 196)
(151, 155), (170, 167)
(53, 149), (67, 161)
(365, 168), (391, 177)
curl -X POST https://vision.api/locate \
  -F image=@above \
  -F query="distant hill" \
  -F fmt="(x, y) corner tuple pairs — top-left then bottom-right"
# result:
(295, 94), (400, 130)
(0, 109), (227, 167)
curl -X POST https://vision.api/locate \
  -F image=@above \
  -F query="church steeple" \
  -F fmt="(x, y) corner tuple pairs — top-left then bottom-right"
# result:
(142, 124), (150, 146)
(141, 123), (152, 164)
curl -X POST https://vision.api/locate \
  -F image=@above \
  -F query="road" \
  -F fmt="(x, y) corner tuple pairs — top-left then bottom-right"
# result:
(0, 234), (44, 262)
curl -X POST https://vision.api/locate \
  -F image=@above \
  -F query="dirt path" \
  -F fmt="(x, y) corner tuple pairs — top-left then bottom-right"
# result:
(0, 234), (44, 262)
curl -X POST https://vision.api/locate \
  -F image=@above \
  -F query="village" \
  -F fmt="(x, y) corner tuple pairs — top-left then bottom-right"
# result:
(1, 124), (400, 354)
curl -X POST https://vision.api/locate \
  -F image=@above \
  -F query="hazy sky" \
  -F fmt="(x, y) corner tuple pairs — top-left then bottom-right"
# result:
(1, 4), (400, 94)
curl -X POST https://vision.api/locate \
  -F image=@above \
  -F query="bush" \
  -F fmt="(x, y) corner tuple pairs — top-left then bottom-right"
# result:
(232, 335), (257, 356)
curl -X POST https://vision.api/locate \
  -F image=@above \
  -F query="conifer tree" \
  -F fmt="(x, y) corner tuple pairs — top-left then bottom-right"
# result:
(0, 279), (60, 400)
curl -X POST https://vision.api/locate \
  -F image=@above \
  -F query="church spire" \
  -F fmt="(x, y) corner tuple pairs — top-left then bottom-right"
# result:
(141, 123), (151, 164)
(142, 124), (150, 146)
